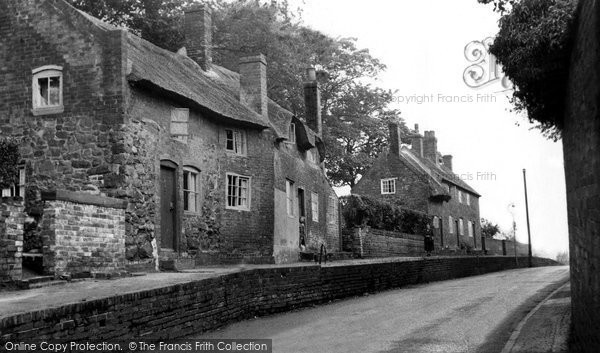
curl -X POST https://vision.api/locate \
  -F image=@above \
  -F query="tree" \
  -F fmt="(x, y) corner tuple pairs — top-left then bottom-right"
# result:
(68, 0), (404, 188)
(478, 0), (578, 140)
(0, 139), (19, 190)
(481, 218), (501, 238)
(556, 250), (569, 265)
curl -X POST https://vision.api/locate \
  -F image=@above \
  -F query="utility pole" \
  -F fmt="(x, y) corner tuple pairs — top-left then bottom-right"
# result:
(523, 169), (533, 267)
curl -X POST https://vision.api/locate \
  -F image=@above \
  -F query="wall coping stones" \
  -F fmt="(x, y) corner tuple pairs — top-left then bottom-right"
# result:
(41, 190), (127, 209)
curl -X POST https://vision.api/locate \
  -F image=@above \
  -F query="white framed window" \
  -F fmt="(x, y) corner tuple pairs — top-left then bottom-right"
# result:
(458, 190), (463, 204)
(311, 192), (319, 222)
(183, 167), (200, 213)
(328, 196), (337, 224)
(459, 218), (464, 236)
(32, 65), (63, 115)
(286, 179), (295, 216)
(433, 216), (440, 229)
(449, 216), (454, 234)
(380, 178), (397, 194)
(466, 193), (471, 206)
(225, 128), (246, 155)
(171, 108), (189, 142)
(1, 166), (25, 199)
(226, 173), (250, 210)
(288, 123), (296, 143)
(468, 221), (474, 237)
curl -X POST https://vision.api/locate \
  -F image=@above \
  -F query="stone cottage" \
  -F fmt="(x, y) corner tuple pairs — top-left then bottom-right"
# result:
(352, 123), (481, 250)
(0, 0), (339, 275)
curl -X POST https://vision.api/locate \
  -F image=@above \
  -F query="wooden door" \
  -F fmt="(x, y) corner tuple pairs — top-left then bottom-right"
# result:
(160, 165), (176, 250)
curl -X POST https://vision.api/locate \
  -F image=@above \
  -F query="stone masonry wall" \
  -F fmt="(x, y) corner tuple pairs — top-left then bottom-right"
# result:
(563, 0), (600, 351)
(483, 238), (529, 257)
(40, 191), (127, 276)
(0, 198), (24, 282)
(343, 227), (424, 258)
(0, 256), (559, 341)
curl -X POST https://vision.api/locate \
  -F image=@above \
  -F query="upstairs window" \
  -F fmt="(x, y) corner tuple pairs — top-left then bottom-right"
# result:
(328, 196), (337, 224)
(1, 166), (25, 199)
(433, 216), (440, 229)
(307, 149), (317, 164)
(468, 221), (474, 237)
(32, 66), (63, 115)
(466, 193), (471, 206)
(171, 108), (189, 143)
(381, 178), (397, 194)
(311, 192), (319, 222)
(458, 190), (463, 204)
(459, 218), (464, 236)
(226, 173), (250, 210)
(288, 123), (296, 143)
(225, 129), (246, 155)
(183, 167), (200, 213)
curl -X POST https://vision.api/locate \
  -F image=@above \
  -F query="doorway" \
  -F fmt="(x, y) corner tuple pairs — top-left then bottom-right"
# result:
(160, 162), (177, 250)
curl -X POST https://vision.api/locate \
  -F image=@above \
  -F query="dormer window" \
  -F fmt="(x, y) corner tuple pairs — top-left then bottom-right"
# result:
(32, 66), (63, 115)
(225, 128), (246, 155)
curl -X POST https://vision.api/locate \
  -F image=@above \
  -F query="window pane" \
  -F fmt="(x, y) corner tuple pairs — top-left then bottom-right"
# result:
(183, 171), (189, 190)
(38, 77), (49, 106)
(49, 76), (60, 105)
(226, 130), (234, 150)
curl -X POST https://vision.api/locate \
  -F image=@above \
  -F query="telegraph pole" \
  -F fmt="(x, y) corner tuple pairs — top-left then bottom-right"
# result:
(523, 169), (533, 267)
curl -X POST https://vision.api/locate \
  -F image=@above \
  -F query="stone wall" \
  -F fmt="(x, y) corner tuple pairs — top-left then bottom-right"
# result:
(0, 256), (559, 340)
(40, 190), (127, 276)
(343, 227), (425, 257)
(563, 0), (600, 351)
(0, 198), (24, 282)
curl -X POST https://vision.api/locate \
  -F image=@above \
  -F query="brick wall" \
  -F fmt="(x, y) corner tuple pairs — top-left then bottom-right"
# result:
(0, 256), (559, 340)
(483, 238), (529, 256)
(563, 0), (600, 351)
(0, 198), (24, 282)
(343, 227), (424, 258)
(40, 191), (127, 276)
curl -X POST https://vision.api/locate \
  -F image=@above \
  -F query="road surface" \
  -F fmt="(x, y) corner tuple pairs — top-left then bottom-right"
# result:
(194, 266), (569, 353)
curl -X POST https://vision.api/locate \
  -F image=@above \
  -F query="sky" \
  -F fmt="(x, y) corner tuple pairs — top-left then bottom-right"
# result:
(293, 0), (569, 258)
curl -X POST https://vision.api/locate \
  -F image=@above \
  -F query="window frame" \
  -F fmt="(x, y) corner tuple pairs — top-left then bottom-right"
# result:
(466, 193), (471, 206)
(433, 216), (440, 229)
(226, 173), (251, 211)
(286, 179), (295, 217)
(1, 165), (26, 199)
(328, 196), (337, 224)
(311, 192), (319, 223)
(459, 218), (464, 236)
(225, 128), (247, 156)
(171, 108), (190, 143)
(468, 220), (474, 237)
(458, 190), (463, 204)
(380, 178), (397, 195)
(32, 65), (64, 116)
(183, 166), (200, 213)
(448, 216), (454, 234)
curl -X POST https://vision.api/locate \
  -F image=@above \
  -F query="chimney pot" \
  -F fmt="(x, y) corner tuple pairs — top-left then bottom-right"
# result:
(184, 5), (212, 71)
(239, 54), (268, 118)
(414, 124), (419, 133)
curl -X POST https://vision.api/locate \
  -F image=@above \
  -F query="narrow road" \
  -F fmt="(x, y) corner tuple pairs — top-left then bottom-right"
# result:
(195, 266), (569, 353)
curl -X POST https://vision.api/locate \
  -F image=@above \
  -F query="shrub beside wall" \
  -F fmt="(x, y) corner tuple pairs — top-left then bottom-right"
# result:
(340, 195), (430, 235)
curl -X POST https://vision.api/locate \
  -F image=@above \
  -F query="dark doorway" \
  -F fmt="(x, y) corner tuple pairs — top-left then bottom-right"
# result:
(298, 188), (306, 249)
(455, 220), (460, 248)
(160, 163), (177, 250)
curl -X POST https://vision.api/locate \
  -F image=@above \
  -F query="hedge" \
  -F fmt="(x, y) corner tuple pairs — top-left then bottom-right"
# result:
(340, 195), (431, 235)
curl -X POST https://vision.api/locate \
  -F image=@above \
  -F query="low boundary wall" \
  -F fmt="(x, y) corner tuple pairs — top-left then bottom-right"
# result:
(0, 256), (558, 340)
(342, 227), (424, 257)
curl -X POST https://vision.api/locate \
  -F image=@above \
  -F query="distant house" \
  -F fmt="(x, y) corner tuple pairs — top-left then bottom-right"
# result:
(0, 0), (339, 273)
(352, 123), (481, 250)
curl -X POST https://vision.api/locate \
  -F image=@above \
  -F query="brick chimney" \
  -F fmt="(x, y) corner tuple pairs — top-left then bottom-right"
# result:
(239, 54), (268, 118)
(443, 155), (453, 171)
(184, 5), (212, 71)
(388, 122), (402, 156)
(423, 131), (438, 163)
(304, 68), (322, 136)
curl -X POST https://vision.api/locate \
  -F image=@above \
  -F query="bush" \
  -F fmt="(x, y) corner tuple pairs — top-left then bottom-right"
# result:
(0, 139), (19, 190)
(340, 195), (430, 235)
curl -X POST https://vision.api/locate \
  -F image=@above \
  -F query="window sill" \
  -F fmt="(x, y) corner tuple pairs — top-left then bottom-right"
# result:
(32, 106), (64, 116)
(184, 210), (201, 216)
(225, 151), (247, 157)
(226, 206), (250, 212)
